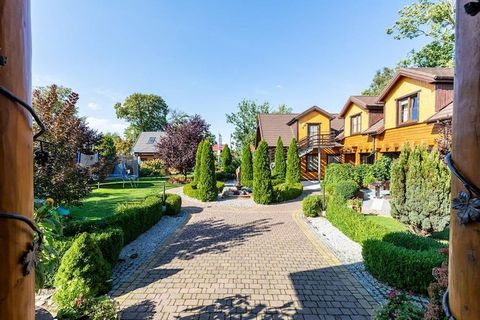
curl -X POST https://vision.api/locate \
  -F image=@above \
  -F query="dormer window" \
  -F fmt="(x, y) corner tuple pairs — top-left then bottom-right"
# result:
(146, 137), (156, 144)
(350, 114), (362, 134)
(397, 93), (419, 124)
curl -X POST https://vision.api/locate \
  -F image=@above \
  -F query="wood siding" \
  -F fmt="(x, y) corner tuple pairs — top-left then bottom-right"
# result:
(435, 82), (454, 111)
(368, 110), (384, 127)
(376, 123), (438, 153)
(300, 148), (339, 180)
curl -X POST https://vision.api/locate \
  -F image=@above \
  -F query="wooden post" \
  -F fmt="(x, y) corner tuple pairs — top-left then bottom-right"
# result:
(0, 1), (34, 319)
(449, 1), (480, 318)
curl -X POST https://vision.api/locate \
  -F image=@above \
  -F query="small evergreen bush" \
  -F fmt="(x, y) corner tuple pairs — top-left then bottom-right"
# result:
(374, 290), (424, 320)
(193, 140), (205, 185)
(371, 155), (393, 181)
(220, 144), (233, 173)
(240, 145), (253, 187)
(285, 138), (301, 184)
(272, 137), (286, 181)
(302, 195), (324, 217)
(334, 180), (359, 202)
(91, 228), (124, 266)
(164, 193), (182, 215)
(324, 163), (356, 193)
(382, 232), (446, 251)
(390, 144), (410, 220)
(253, 140), (273, 204)
(273, 182), (303, 202)
(197, 141), (218, 201)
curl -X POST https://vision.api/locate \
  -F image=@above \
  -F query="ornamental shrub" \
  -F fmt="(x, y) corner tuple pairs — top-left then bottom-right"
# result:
(324, 163), (356, 194)
(334, 180), (359, 202)
(57, 295), (119, 320)
(91, 228), (124, 266)
(390, 144), (410, 220)
(253, 140), (273, 204)
(193, 140), (205, 185)
(404, 145), (427, 227)
(184, 181), (224, 199)
(352, 164), (371, 187)
(164, 193), (182, 215)
(139, 159), (166, 177)
(54, 233), (111, 308)
(374, 290), (424, 320)
(382, 232), (446, 252)
(197, 141), (218, 201)
(272, 137), (286, 181)
(220, 144), (233, 172)
(240, 145), (253, 187)
(286, 138), (301, 184)
(302, 195), (324, 217)
(371, 155), (392, 181)
(273, 182), (303, 202)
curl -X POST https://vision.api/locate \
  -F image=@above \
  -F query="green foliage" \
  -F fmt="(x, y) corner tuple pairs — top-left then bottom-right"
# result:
(183, 182), (224, 200)
(164, 193), (182, 215)
(221, 144), (233, 172)
(285, 138), (301, 184)
(272, 137), (286, 180)
(374, 290), (424, 320)
(54, 233), (111, 308)
(302, 195), (324, 217)
(240, 145), (253, 187)
(114, 93), (169, 133)
(334, 180), (359, 202)
(91, 228), (124, 266)
(390, 144), (410, 220)
(404, 145), (426, 225)
(324, 163), (356, 193)
(352, 164), (371, 187)
(382, 232), (446, 252)
(362, 67), (396, 96)
(273, 182), (303, 203)
(253, 140), (273, 204)
(139, 159), (166, 177)
(193, 140), (205, 184)
(98, 133), (117, 159)
(197, 141), (218, 201)
(372, 155), (393, 181)
(57, 295), (118, 320)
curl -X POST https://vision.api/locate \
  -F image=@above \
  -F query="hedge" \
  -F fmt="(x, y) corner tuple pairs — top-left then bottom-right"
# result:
(302, 195), (324, 217)
(334, 180), (359, 202)
(273, 182), (303, 203)
(382, 232), (446, 252)
(164, 193), (182, 216)
(183, 181), (224, 200)
(91, 228), (124, 266)
(362, 238), (446, 294)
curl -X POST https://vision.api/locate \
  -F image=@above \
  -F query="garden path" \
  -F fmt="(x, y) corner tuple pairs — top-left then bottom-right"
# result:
(113, 187), (378, 319)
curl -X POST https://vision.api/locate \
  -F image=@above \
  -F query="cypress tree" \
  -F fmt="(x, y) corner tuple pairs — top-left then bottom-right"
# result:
(286, 138), (301, 184)
(404, 145), (427, 229)
(241, 145), (253, 187)
(390, 144), (410, 220)
(272, 136), (286, 180)
(198, 140), (218, 201)
(253, 140), (273, 204)
(193, 140), (205, 185)
(221, 144), (232, 171)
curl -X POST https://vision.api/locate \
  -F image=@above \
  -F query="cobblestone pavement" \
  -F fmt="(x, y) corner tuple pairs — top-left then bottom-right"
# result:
(112, 190), (378, 319)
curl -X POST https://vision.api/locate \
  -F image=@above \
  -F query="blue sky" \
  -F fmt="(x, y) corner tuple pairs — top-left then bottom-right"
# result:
(32, 1), (426, 142)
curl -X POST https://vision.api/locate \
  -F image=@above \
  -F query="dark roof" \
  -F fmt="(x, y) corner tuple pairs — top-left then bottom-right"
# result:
(339, 96), (384, 118)
(330, 114), (344, 131)
(286, 106), (335, 125)
(362, 118), (385, 135)
(257, 113), (297, 146)
(335, 131), (344, 141)
(378, 68), (454, 102)
(132, 131), (165, 154)
(425, 101), (453, 123)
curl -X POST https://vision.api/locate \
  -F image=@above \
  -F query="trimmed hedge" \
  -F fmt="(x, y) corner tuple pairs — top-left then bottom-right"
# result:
(273, 182), (303, 203)
(183, 181), (224, 200)
(302, 195), (324, 217)
(91, 228), (124, 266)
(164, 193), (182, 216)
(334, 180), (359, 202)
(363, 238), (446, 294)
(382, 232), (446, 251)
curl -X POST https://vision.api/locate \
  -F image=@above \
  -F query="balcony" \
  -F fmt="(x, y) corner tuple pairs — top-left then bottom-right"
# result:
(297, 132), (339, 157)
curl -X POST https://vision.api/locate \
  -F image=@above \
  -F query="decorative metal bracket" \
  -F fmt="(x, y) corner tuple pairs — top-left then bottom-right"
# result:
(442, 289), (455, 320)
(0, 55), (7, 67)
(465, 1), (480, 16)
(445, 153), (480, 225)
(0, 212), (43, 276)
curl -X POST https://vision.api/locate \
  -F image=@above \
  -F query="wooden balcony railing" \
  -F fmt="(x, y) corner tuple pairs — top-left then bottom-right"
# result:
(297, 132), (337, 151)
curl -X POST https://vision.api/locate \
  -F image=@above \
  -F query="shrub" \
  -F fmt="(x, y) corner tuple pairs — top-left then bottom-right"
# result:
(197, 141), (218, 201)
(324, 163), (356, 193)
(193, 140), (205, 184)
(302, 195), (324, 217)
(273, 182), (303, 203)
(334, 180), (359, 202)
(272, 137), (286, 180)
(57, 295), (118, 320)
(216, 170), (235, 182)
(352, 164), (371, 187)
(139, 159), (166, 177)
(286, 138), (301, 184)
(240, 145), (253, 187)
(54, 233), (111, 308)
(221, 144), (233, 173)
(164, 193), (182, 215)
(363, 238), (446, 294)
(91, 228), (124, 266)
(390, 144), (410, 220)
(253, 140), (273, 204)
(372, 155), (393, 181)
(374, 290), (424, 320)
(424, 248), (449, 320)
(183, 182), (223, 199)
(271, 177), (285, 187)
(382, 232), (446, 252)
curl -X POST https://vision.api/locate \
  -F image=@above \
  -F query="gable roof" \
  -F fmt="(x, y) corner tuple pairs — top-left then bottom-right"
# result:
(425, 101), (453, 123)
(339, 95), (384, 118)
(362, 118), (385, 136)
(378, 68), (454, 102)
(330, 114), (345, 132)
(257, 113), (297, 146)
(286, 105), (334, 125)
(131, 131), (165, 154)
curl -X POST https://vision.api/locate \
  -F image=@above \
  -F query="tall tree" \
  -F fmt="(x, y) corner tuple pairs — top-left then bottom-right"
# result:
(240, 145), (253, 187)
(97, 133), (117, 159)
(286, 138), (301, 184)
(253, 140), (273, 204)
(197, 141), (218, 202)
(390, 144), (411, 220)
(362, 67), (396, 96)
(193, 140), (205, 184)
(156, 114), (210, 178)
(275, 104), (293, 114)
(387, 0), (455, 67)
(114, 93), (169, 135)
(221, 144), (232, 171)
(272, 137), (286, 180)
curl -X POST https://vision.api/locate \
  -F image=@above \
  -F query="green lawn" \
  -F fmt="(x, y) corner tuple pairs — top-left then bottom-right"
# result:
(364, 215), (408, 233)
(70, 177), (179, 220)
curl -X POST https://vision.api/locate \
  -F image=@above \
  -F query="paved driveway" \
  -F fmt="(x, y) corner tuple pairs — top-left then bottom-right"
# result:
(112, 191), (377, 319)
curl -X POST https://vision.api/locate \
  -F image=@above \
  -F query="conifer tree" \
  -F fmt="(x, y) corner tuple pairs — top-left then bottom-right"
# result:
(253, 140), (273, 204)
(241, 145), (253, 187)
(272, 137), (286, 180)
(197, 141), (218, 201)
(390, 144), (410, 220)
(404, 145), (427, 229)
(193, 140), (204, 185)
(221, 144), (232, 172)
(286, 138), (301, 184)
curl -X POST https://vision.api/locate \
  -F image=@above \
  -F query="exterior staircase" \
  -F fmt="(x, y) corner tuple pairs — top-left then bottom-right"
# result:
(297, 132), (338, 157)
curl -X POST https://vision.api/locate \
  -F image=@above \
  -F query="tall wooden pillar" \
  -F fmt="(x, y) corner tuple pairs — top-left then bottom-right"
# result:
(449, 1), (480, 318)
(0, 1), (34, 319)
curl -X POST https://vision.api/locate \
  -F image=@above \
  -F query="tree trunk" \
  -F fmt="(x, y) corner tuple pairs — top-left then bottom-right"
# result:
(449, 2), (480, 318)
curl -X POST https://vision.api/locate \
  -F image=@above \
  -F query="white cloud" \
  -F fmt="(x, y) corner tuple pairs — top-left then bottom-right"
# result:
(86, 117), (128, 135)
(93, 88), (124, 101)
(275, 84), (283, 89)
(87, 102), (101, 110)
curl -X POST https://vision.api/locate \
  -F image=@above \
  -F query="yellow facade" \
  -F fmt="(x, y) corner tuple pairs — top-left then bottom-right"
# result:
(297, 110), (331, 140)
(377, 123), (439, 153)
(343, 103), (369, 137)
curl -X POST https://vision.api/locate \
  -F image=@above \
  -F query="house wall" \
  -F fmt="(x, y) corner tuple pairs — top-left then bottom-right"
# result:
(297, 110), (331, 140)
(300, 148), (340, 180)
(376, 123), (439, 153)
(343, 103), (369, 137)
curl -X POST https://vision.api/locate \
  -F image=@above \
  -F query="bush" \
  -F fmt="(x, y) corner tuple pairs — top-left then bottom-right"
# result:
(324, 163), (356, 193)
(91, 228), (124, 266)
(221, 144), (233, 172)
(54, 233), (111, 308)
(197, 141), (218, 201)
(334, 180), (359, 202)
(271, 177), (285, 186)
(372, 155), (393, 181)
(382, 232), (446, 252)
(57, 295), (118, 320)
(286, 138), (301, 184)
(374, 290), (424, 320)
(253, 140), (273, 204)
(164, 193), (182, 215)
(352, 164), (370, 187)
(216, 170), (235, 182)
(390, 144), (410, 220)
(302, 195), (324, 217)
(183, 181), (223, 200)
(272, 137), (286, 180)
(363, 238), (446, 294)
(193, 140), (204, 184)
(273, 182), (303, 203)
(240, 145), (253, 188)
(139, 159), (166, 177)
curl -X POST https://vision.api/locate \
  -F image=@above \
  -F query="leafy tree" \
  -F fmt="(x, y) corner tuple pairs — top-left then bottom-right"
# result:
(286, 138), (301, 184)
(221, 144), (233, 171)
(197, 140), (218, 201)
(372, 155), (393, 181)
(387, 0), (455, 67)
(193, 140), (205, 184)
(114, 93), (169, 135)
(390, 144), (411, 220)
(240, 145), (253, 187)
(97, 133), (117, 159)
(272, 137), (286, 180)
(362, 67), (396, 96)
(168, 109), (190, 127)
(253, 140), (273, 204)
(33, 85), (101, 205)
(275, 104), (293, 114)
(112, 135), (133, 156)
(157, 115), (210, 178)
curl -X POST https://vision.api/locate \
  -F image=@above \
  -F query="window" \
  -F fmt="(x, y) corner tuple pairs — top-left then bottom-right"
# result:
(397, 94), (419, 124)
(146, 137), (156, 144)
(327, 155), (340, 164)
(361, 153), (375, 164)
(306, 154), (318, 172)
(350, 114), (361, 134)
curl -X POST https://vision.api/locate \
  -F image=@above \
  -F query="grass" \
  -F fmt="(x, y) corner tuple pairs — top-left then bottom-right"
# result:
(364, 215), (408, 233)
(70, 177), (179, 220)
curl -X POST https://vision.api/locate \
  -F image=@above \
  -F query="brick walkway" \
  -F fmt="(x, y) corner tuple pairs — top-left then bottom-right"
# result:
(112, 191), (378, 319)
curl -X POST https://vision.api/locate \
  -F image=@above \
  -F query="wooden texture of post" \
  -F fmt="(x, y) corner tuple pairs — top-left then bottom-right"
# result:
(449, 1), (480, 318)
(0, 1), (34, 319)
